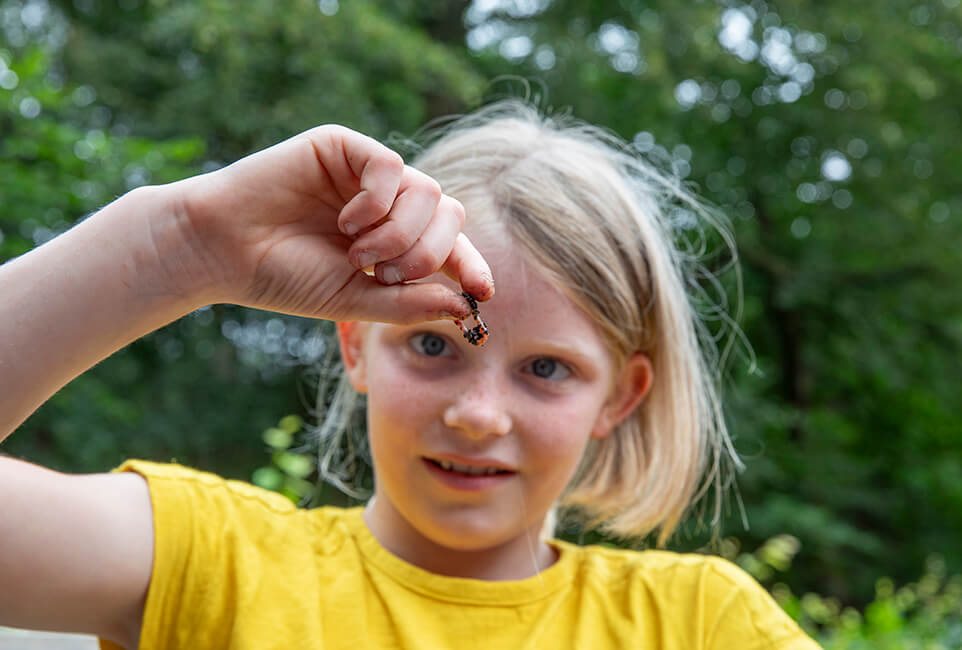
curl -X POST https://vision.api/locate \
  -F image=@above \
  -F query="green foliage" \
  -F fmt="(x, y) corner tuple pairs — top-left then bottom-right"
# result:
(471, 0), (962, 602)
(50, 0), (487, 161)
(4, 0), (961, 624)
(253, 415), (315, 503)
(252, 414), (353, 507)
(0, 47), (203, 259)
(738, 538), (962, 648)
(0, 46), (308, 475)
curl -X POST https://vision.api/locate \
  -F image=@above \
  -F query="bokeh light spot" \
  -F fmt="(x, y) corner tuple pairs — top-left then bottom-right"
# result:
(821, 152), (852, 182)
(791, 217), (812, 238)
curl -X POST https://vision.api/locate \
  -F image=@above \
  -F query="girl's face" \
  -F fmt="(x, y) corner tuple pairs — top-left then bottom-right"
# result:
(338, 228), (651, 578)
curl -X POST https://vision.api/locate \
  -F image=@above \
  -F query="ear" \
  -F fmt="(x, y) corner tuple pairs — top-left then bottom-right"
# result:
(336, 322), (370, 394)
(591, 353), (653, 439)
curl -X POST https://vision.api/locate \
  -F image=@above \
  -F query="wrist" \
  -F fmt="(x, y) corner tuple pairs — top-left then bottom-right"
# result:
(0, 186), (208, 437)
(112, 180), (225, 309)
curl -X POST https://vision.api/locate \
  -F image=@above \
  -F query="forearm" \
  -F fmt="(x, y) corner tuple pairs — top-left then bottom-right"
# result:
(0, 184), (205, 442)
(0, 125), (493, 443)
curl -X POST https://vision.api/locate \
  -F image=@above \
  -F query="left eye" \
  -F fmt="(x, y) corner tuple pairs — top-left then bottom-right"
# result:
(410, 333), (449, 357)
(528, 357), (570, 381)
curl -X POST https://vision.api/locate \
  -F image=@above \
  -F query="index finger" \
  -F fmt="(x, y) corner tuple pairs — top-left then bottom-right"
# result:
(325, 128), (405, 236)
(441, 233), (495, 302)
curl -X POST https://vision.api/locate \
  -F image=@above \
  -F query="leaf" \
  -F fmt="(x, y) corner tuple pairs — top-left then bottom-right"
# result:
(274, 451), (313, 479)
(251, 466), (284, 491)
(262, 427), (292, 449)
(278, 415), (303, 435)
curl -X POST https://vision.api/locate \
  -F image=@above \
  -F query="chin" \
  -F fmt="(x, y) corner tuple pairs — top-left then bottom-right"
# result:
(419, 507), (524, 552)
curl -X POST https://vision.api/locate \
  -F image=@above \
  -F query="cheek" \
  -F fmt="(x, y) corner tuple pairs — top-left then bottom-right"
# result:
(521, 398), (600, 469)
(364, 358), (442, 441)
(365, 381), (426, 478)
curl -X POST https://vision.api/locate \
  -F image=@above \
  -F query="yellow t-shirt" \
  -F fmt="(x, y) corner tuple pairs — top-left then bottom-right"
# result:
(101, 460), (820, 650)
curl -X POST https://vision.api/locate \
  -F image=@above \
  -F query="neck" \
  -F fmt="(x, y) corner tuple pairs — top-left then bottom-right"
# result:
(362, 497), (558, 581)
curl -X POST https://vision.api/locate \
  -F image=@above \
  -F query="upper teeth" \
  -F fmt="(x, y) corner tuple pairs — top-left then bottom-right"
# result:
(438, 460), (504, 475)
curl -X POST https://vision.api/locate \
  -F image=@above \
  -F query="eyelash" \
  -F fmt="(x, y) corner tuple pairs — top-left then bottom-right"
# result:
(407, 333), (573, 382)
(409, 332), (451, 358)
(525, 357), (571, 382)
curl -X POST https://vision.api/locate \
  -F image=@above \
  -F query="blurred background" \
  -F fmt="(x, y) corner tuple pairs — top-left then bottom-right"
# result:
(2, 0), (961, 645)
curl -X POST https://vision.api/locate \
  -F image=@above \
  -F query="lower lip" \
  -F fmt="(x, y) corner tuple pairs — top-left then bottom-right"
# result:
(422, 458), (516, 492)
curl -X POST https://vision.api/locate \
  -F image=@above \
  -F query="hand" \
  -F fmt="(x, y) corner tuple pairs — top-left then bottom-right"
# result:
(168, 125), (493, 323)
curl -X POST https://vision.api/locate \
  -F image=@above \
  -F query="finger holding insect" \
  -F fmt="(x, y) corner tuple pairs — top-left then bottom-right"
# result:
(346, 167), (442, 273)
(439, 233), (496, 303)
(331, 274), (474, 325)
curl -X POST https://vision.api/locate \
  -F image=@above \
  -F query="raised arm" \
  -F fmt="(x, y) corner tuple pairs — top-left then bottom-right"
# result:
(0, 124), (492, 441)
(0, 125), (493, 646)
(0, 183), (195, 440)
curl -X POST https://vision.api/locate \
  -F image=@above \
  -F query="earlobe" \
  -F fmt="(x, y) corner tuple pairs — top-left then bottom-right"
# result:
(336, 322), (369, 394)
(591, 353), (653, 439)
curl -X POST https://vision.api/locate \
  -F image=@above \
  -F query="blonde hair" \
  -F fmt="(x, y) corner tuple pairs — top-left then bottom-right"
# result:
(315, 99), (743, 546)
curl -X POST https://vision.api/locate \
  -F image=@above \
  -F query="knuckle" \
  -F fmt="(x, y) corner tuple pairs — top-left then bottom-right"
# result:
(427, 178), (443, 200)
(417, 248), (446, 275)
(310, 123), (344, 144)
(454, 231), (472, 253)
(303, 124), (330, 139)
(368, 192), (395, 216)
(408, 168), (443, 201)
(446, 196), (466, 226)
(397, 247), (443, 280)
(384, 150), (405, 173)
(399, 220), (422, 248)
(382, 224), (417, 255)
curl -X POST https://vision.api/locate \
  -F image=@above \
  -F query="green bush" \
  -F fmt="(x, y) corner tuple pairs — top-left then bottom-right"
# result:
(252, 414), (315, 503)
(737, 536), (962, 648)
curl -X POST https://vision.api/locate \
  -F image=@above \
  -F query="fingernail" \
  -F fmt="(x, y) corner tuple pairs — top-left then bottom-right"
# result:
(381, 265), (404, 285)
(356, 251), (378, 269)
(481, 273), (495, 298)
(343, 222), (359, 236)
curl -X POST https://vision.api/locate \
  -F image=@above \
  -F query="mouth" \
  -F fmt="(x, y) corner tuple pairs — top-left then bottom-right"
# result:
(423, 457), (516, 477)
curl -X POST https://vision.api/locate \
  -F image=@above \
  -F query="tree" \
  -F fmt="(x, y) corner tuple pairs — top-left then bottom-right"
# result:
(3, 0), (960, 605)
(462, 0), (962, 601)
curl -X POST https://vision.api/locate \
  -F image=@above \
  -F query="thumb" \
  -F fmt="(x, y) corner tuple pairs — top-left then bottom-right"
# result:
(334, 274), (474, 325)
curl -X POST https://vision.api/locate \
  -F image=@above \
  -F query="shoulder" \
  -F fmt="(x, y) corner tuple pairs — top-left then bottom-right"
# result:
(113, 459), (359, 553)
(109, 462), (358, 648)
(113, 459), (306, 571)
(559, 543), (818, 648)
(114, 459), (298, 514)
(563, 541), (748, 588)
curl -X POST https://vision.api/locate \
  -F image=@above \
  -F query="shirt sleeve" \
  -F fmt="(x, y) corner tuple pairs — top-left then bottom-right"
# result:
(701, 557), (823, 650)
(103, 459), (299, 650)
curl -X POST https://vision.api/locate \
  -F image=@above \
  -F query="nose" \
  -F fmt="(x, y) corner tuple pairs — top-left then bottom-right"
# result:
(443, 382), (512, 440)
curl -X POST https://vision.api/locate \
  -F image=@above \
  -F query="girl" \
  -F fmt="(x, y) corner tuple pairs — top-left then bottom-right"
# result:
(0, 100), (820, 649)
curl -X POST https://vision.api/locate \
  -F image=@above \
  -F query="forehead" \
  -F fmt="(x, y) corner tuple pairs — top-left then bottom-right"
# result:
(461, 226), (556, 314)
(439, 222), (611, 358)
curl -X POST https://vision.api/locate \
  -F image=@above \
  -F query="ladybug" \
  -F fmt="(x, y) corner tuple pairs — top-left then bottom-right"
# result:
(454, 291), (488, 346)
